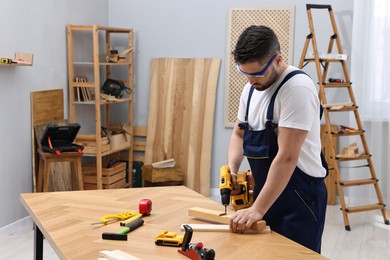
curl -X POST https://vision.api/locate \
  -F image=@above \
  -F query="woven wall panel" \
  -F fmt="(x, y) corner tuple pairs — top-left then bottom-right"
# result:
(224, 7), (295, 127)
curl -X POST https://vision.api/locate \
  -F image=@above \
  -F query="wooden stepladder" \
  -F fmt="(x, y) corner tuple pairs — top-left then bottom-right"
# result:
(298, 4), (389, 231)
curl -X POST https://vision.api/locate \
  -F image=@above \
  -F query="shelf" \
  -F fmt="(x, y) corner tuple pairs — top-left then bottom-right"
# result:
(73, 61), (131, 66)
(304, 58), (345, 62)
(322, 82), (351, 88)
(335, 154), (371, 161)
(67, 24), (134, 190)
(330, 130), (365, 137)
(82, 144), (132, 157)
(99, 62), (132, 66)
(74, 98), (131, 105)
(325, 106), (358, 112)
(0, 52), (33, 67)
(0, 63), (32, 67)
(340, 178), (378, 187)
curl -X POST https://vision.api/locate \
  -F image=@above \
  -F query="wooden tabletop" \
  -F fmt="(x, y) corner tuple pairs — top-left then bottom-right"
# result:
(20, 186), (328, 259)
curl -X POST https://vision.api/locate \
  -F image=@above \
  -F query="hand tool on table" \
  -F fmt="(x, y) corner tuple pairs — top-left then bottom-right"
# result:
(119, 199), (152, 226)
(178, 224), (215, 260)
(155, 230), (184, 247)
(91, 210), (139, 225)
(102, 219), (144, 241)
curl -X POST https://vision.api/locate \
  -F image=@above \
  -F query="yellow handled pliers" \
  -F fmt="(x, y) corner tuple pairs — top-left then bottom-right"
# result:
(91, 210), (138, 225)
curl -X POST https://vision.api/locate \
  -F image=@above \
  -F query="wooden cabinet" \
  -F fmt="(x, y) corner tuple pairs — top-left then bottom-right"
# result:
(67, 25), (134, 189)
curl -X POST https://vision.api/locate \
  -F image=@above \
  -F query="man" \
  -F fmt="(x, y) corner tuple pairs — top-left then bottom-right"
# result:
(228, 25), (328, 253)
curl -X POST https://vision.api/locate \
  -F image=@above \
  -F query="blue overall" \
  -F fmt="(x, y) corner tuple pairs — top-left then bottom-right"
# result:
(240, 70), (328, 253)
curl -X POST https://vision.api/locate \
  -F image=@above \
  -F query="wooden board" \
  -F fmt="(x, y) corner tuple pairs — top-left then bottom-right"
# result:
(30, 89), (65, 192)
(144, 58), (221, 196)
(188, 207), (267, 232)
(180, 224), (270, 234)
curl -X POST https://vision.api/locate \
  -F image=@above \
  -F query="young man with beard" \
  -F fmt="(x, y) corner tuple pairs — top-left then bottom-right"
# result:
(228, 25), (328, 253)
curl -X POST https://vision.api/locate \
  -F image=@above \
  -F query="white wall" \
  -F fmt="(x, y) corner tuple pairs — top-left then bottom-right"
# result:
(0, 0), (108, 227)
(0, 0), (354, 228)
(108, 0), (354, 192)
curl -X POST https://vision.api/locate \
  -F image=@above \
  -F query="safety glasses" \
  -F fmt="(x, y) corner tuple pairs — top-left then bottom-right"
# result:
(236, 54), (277, 78)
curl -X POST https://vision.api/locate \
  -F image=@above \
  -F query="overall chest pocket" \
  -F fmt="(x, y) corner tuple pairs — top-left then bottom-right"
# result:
(242, 121), (277, 159)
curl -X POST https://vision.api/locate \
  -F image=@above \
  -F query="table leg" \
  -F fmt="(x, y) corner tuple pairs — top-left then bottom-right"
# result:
(34, 223), (43, 260)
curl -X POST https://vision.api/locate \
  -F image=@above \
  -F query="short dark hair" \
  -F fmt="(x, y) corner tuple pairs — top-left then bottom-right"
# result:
(233, 25), (280, 64)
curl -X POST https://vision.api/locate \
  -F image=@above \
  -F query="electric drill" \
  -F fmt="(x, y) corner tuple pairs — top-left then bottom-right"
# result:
(231, 171), (250, 209)
(219, 165), (233, 215)
(219, 166), (253, 214)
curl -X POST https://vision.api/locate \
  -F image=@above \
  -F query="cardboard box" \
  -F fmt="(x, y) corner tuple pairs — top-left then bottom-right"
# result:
(142, 165), (183, 183)
(75, 135), (110, 154)
(82, 162), (126, 189)
(110, 133), (131, 151)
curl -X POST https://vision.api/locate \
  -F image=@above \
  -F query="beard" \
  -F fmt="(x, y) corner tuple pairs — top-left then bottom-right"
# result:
(253, 67), (279, 91)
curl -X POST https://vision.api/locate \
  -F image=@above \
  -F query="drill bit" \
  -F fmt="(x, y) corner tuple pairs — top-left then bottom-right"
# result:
(219, 205), (227, 216)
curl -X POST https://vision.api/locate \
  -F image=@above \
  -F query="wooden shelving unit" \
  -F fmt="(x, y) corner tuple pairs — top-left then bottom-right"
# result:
(67, 24), (134, 189)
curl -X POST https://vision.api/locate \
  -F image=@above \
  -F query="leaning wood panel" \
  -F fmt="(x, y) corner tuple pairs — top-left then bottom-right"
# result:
(30, 89), (66, 192)
(145, 58), (221, 196)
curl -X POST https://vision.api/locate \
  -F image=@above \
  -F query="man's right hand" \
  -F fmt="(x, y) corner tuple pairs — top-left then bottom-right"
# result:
(230, 173), (241, 195)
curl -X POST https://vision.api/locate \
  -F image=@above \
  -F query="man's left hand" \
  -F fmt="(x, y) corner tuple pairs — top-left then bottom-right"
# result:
(230, 207), (264, 232)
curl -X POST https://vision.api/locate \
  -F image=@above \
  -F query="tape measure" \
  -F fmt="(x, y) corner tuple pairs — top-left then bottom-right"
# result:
(139, 199), (152, 215)
(0, 58), (12, 64)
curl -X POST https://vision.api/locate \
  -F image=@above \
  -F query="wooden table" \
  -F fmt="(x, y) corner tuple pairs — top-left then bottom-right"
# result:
(20, 186), (328, 259)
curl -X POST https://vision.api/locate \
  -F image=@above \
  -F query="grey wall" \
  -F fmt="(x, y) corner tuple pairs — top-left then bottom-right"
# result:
(0, 0), (354, 228)
(108, 0), (354, 193)
(0, 0), (108, 227)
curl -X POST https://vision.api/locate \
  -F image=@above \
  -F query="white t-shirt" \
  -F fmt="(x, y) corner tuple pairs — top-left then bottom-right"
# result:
(237, 66), (326, 178)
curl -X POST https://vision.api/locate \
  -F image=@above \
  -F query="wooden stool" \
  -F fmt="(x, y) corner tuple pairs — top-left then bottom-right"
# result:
(37, 148), (84, 192)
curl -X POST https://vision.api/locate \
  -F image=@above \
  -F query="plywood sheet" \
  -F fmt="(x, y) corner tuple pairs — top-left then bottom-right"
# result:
(145, 58), (221, 196)
(30, 89), (69, 192)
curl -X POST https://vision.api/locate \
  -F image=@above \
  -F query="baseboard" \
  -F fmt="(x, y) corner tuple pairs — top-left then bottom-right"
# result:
(0, 216), (32, 237)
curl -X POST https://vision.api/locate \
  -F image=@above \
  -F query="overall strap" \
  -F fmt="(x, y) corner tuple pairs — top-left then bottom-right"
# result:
(266, 70), (308, 120)
(245, 86), (255, 122)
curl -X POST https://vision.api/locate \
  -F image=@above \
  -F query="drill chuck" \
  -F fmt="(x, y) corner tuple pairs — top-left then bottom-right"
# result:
(220, 189), (231, 206)
(219, 165), (233, 209)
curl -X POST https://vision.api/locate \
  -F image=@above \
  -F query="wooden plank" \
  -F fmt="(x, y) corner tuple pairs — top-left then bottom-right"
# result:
(180, 224), (270, 234)
(188, 207), (266, 232)
(31, 89), (65, 192)
(144, 58), (221, 196)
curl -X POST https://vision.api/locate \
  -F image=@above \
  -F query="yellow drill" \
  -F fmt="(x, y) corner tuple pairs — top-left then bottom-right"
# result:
(219, 165), (233, 215)
(219, 166), (252, 214)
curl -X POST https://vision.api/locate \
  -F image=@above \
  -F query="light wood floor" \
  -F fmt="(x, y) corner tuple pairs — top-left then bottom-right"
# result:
(1, 204), (389, 259)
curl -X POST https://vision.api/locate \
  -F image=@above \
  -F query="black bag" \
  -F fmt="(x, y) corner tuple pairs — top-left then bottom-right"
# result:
(101, 79), (131, 98)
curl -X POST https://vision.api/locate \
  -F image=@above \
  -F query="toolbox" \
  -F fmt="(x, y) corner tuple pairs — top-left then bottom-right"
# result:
(40, 123), (84, 155)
